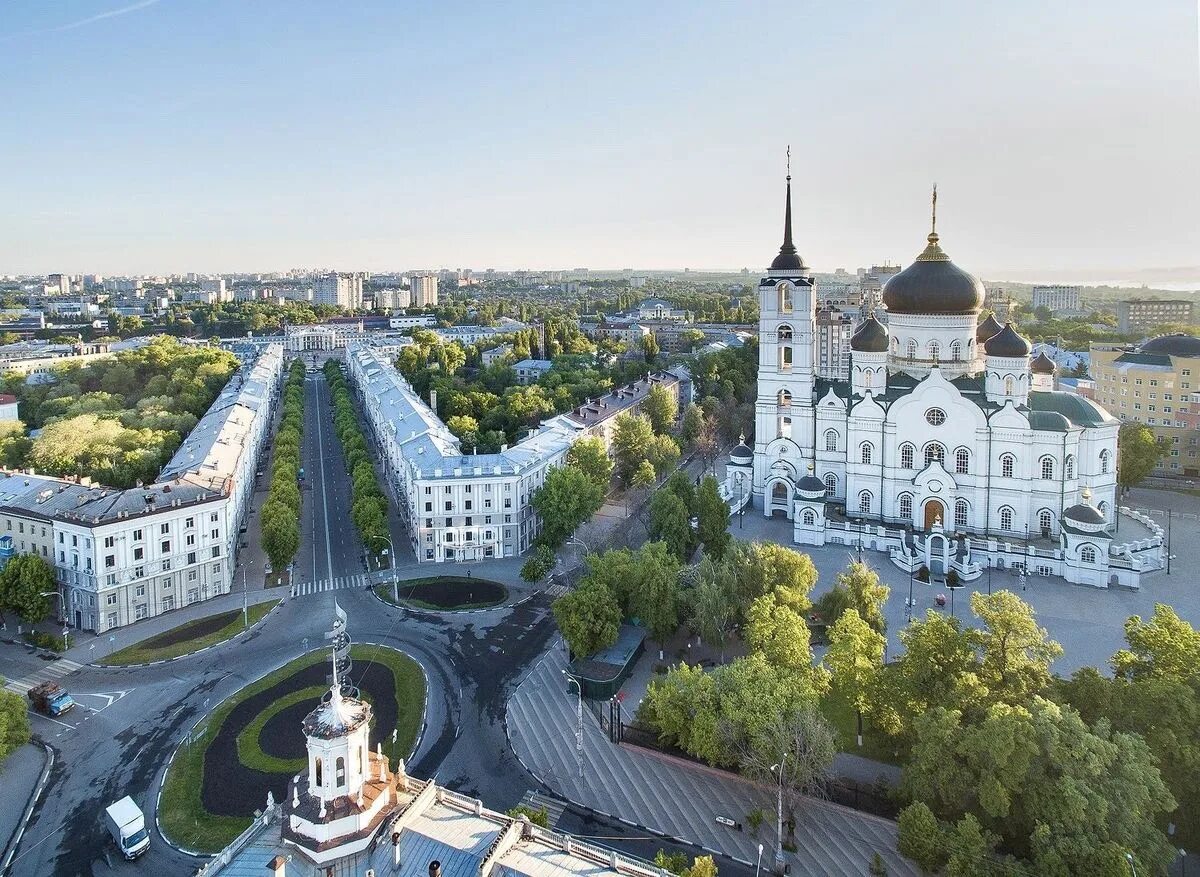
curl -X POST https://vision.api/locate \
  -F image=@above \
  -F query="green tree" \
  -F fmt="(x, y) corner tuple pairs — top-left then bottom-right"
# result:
(648, 489), (693, 561)
(646, 433), (681, 478)
(612, 413), (655, 484)
(628, 541), (681, 643)
(694, 476), (730, 560)
(642, 332), (660, 363)
(746, 594), (815, 672)
(825, 609), (886, 746)
(0, 681), (32, 765)
(0, 421), (31, 469)
(520, 544), (556, 583)
(662, 469), (695, 513)
(552, 578), (621, 657)
(261, 502), (300, 573)
(731, 541), (818, 616)
(835, 561), (890, 635)
(531, 466), (604, 549)
(0, 554), (55, 624)
(643, 384), (678, 435)
(687, 556), (738, 657)
(971, 590), (1062, 705)
(1111, 603), (1200, 681)
(565, 437), (613, 490)
(631, 459), (657, 490)
(1117, 421), (1170, 492)
(945, 813), (998, 877)
(897, 802), (946, 873)
(679, 403), (706, 447)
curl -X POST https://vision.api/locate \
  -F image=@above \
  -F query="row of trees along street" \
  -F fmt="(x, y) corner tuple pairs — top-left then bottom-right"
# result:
(323, 360), (392, 560)
(259, 361), (305, 577)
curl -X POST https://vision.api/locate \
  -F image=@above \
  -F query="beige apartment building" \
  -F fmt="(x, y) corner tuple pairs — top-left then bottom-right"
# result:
(1090, 334), (1200, 477)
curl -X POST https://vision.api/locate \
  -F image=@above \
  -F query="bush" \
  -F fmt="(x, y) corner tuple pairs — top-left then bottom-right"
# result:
(946, 569), (960, 587)
(506, 805), (549, 827)
(897, 802), (946, 872)
(916, 565), (930, 583)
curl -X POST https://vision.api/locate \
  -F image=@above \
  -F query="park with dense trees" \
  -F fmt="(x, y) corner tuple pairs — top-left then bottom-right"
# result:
(0, 336), (239, 488)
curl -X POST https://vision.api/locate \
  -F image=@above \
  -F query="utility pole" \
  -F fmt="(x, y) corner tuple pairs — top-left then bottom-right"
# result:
(563, 670), (583, 778)
(771, 755), (788, 874)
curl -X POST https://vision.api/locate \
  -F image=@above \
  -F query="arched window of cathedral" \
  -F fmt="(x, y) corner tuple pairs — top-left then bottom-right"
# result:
(899, 493), (913, 520)
(1001, 454), (1015, 478)
(1005, 375), (1015, 395)
(999, 506), (1014, 530)
(1040, 456), (1054, 480)
(906, 339), (917, 360)
(955, 447), (970, 474)
(1065, 455), (1075, 480)
(779, 416), (792, 440)
(1098, 500), (1108, 518)
(779, 283), (793, 313)
(802, 509), (815, 526)
(335, 757), (346, 787)
(824, 429), (838, 452)
(955, 499), (969, 529)
(950, 340), (962, 362)
(772, 481), (788, 502)
(823, 473), (837, 497)
(780, 346), (792, 370)
(928, 340), (940, 363)
(1038, 509), (1053, 532)
(860, 442), (873, 464)
(778, 324), (793, 342)
(924, 442), (945, 467)
(1100, 449), (1111, 474)
(858, 490), (872, 514)
(892, 337), (899, 354)
(1080, 545), (1097, 564)
(778, 389), (792, 408)
(314, 757), (323, 787)
(900, 443), (915, 469)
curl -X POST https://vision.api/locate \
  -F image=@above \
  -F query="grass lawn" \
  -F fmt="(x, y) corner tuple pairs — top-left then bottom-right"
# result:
(104, 600), (280, 665)
(374, 576), (507, 611)
(159, 644), (425, 853)
(820, 687), (904, 767)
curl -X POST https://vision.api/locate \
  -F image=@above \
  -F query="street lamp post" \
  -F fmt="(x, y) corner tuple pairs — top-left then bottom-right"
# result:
(755, 843), (764, 877)
(242, 562), (251, 628)
(1125, 852), (1138, 877)
(39, 590), (69, 651)
(770, 755), (788, 875)
(382, 536), (399, 603)
(562, 670), (583, 778)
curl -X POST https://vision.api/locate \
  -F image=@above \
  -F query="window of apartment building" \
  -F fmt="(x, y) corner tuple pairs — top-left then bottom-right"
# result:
(424, 518), (432, 528)
(187, 589), (198, 604)
(185, 517), (194, 529)
(210, 512), (219, 523)
(211, 546), (220, 558)
(133, 546), (144, 561)
(505, 514), (512, 524)
(425, 502), (432, 512)
(135, 584), (145, 597)
(41, 546), (47, 558)
(1165, 394), (1174, 400)
(134, 566), (144, 579)
(424, 486), (431, 495)
(426, 549), (434, 559)
(106, 593), (117, 605)
(104, 535), (115, 548)
(1150, 405), (1157, 412)
(160, 523), (169, 535)
(1134, 404), (1142, 410)
(132, 529), (142, 541)
(1184, 369), (1192, 376)
(161, 540), (170, 553)
(107, 612), (118, 628)
(444, 501), (452, 512)
(1150, 393), (1157, 399)
(186, 534), (195, 547)
(59, 551), (65, 563)
(71, 534), (78, 547)
(445, 532), (454, 543)
(57, 532), (63, 544)
(105, 554), (115, 568)
(105, 573), (116, 586)
(187, 552), (197, 565)
(1121, 377), (1128, 383)
(485, 516), (492, 525)
(465, 517), (472, 527)
(188, 570), (198, 582)
(210, 528), (219, 539)
(1150, 380), (1158, 386)
(504, 498), (512, 509)
(162, 596), (174, 612)
(162, 559), (171, 571)
(444, 517), (452, 527)
(1149, 418), (1158, 425)
(444, 486), (452, 494)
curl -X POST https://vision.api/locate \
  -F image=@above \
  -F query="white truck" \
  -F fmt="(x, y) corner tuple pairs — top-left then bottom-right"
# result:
(104, 797), (150, 860)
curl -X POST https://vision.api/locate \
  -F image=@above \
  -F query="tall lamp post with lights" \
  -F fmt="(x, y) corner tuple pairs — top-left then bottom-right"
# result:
(562, 669), (583, 778)
(770, 755), (789, 874)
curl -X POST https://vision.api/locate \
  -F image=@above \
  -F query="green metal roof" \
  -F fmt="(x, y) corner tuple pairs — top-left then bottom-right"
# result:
(1028, 391), (1115, 427)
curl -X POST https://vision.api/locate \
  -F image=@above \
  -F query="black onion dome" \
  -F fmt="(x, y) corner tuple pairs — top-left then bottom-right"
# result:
(850, 316), (889, 352)
(881, 232), (985, 315)
(1031, 352), (1057, 374)
(769, 176), (808, 272)
(1063, 501), (1105, 525)
(984, 323), (1032, 357)
(730, 441), (753, 463)
(1140, 334), (1200, 357)
(797, 472), (826, 495)
(976, 313), (1003, 343)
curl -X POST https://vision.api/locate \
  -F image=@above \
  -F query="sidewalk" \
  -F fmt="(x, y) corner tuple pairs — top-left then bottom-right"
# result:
(64, 582), (289, 664)
(507, 647), (918, 876)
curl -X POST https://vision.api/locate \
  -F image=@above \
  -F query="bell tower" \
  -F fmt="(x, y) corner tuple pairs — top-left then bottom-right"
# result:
(754, 154), (817, 498)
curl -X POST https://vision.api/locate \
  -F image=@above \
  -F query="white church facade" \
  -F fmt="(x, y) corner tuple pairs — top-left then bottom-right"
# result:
(725, 178), (1163, 588)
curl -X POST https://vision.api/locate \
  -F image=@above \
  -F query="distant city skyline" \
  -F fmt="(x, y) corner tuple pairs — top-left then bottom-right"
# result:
(2, 1), (1197, 277)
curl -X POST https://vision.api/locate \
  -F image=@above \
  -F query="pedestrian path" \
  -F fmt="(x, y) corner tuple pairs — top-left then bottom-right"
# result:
(507, 648), (919, 876)
(542, 582), (570, 598)
(3, 658), (84, 696)
(290, 574), (368, 598)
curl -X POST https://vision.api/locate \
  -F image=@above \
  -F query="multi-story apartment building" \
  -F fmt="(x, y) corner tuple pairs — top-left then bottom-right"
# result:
(313, 273), (364, 310)
(1116, 299), (1194, 334)
(348, 342), (684, 563)
(0, 344), (284, 632)
(1031, 284), (1082, 314)
(377, 287), (412, 311)
(409, 273), (439, 307)
(1090, 334), (1200, 477)
(815, 306), (854, 379)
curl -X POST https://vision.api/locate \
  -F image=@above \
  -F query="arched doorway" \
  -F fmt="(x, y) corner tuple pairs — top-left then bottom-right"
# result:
(769, 480), (791, 519)
(923, 499), (945, 531)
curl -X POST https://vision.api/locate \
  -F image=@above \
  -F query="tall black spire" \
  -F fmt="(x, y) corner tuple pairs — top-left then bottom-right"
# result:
(770, 148), (806, 272)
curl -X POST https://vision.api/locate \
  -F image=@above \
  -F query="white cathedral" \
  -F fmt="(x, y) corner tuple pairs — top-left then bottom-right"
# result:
(724, 177), (1164, 588)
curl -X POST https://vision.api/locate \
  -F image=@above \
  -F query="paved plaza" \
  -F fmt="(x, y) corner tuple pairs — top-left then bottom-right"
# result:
(728, 485), (1200, 675)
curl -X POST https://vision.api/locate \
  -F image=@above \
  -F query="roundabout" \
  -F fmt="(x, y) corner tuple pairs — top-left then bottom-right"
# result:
(158, 643), (425, 853)
(374, 575), (508, 610)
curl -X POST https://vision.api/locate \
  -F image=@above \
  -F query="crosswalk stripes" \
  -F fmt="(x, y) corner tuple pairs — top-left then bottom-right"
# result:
(543, 582), (569, 598)
(520, 791), (567, 828)
(289, 574), (367, 598)
(3, 658), (84, 697)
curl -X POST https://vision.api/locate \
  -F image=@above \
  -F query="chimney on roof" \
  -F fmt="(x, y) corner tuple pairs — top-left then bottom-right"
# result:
(266, 855), (287, 877)
(429, 862), (442, 877)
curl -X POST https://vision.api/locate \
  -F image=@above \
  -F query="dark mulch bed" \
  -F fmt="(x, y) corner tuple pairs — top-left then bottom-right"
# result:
(259, 700), (318, 760)
(139, 609), (241, 649)
(394, 576), (506, 608)
(201, 661), (400, 817)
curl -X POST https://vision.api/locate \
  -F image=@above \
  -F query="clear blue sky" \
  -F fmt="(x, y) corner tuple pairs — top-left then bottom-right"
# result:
(2, 1), (1197, 277)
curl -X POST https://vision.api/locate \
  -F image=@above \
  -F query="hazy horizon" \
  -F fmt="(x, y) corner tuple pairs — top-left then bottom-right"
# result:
(2, 1), (1197, 277)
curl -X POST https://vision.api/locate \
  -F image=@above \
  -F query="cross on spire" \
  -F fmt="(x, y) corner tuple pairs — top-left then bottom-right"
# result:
(931, 183), (938, 236)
